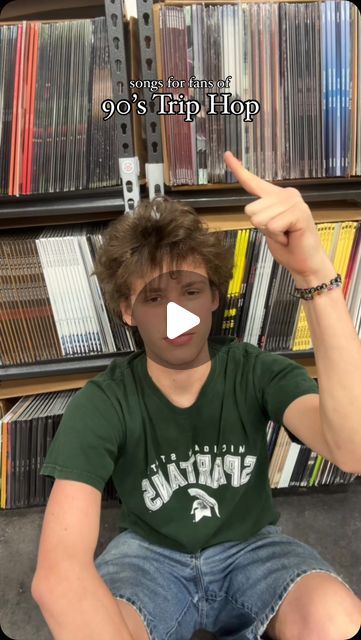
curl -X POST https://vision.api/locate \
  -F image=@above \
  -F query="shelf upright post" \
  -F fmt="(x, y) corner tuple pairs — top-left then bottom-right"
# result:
(104, 0), (140, 214)
(136, 0), (164, 200)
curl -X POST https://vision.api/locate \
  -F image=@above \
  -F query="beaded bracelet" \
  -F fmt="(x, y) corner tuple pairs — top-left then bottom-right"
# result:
(293, 273), (342, 301)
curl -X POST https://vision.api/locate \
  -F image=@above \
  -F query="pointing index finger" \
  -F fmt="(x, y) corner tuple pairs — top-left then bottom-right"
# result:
(224, 151), (282, 198)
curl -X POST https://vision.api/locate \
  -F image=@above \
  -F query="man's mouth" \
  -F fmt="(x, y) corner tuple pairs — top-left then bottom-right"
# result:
(163, 333), (195, 346)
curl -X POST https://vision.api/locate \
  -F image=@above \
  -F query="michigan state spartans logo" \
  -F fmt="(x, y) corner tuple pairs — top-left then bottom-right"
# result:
(188, 488), (220, 523)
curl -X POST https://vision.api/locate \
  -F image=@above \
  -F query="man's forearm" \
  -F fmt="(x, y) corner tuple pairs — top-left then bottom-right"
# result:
(292, 259), (361, 472)
(33, 564), (135, 640)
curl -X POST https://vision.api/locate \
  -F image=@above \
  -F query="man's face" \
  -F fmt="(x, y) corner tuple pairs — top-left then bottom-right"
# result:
(120, 258), (219, 369)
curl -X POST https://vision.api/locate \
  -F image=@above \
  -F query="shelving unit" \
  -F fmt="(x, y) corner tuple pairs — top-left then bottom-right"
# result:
(0, 0), (360, 509)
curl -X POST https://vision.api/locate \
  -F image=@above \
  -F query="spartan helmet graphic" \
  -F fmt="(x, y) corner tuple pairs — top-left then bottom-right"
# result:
(188, 488), (220, 523)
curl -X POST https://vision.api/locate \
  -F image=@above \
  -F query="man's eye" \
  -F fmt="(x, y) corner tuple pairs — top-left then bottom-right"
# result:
(146, 296), (162, 303)
(186, 290), (200, 296)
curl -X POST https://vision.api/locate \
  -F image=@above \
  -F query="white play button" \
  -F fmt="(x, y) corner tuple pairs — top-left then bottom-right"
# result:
(166, 302), (200, 339)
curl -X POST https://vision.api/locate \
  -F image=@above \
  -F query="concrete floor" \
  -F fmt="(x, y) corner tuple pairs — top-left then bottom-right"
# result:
(1, 480), (360, 640)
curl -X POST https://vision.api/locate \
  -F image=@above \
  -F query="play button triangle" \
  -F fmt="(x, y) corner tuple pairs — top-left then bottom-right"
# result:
(166, 302), (200, 339)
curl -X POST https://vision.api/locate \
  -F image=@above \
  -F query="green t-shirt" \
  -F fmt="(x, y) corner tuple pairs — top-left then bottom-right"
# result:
(41, 336), (318, 554)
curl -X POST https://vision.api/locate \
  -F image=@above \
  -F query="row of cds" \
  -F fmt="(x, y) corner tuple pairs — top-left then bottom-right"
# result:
(0, 17), (119, 195)
(213, 220), (361, 351)
(0, 224), (137, 366)
(0, 390), (356, 509)
(2, 2), (361, 195)
(158, 1), (361, 184)
(0, 217), (360, 367)
(0, 392), (117, 509)
(267, 420), (357, 490)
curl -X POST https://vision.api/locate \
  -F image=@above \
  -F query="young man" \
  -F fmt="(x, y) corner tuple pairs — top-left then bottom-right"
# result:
(31, 152), (361, 640)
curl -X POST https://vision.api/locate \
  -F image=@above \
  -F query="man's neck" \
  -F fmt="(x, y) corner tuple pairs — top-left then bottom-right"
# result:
(145, 341), (212, 399)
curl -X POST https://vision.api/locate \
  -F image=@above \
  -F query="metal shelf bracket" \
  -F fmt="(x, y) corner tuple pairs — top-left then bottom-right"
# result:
(104, 0), (140, 213)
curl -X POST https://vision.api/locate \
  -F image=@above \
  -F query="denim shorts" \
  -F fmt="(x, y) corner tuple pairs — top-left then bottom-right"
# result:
(94, 523), (353, 640)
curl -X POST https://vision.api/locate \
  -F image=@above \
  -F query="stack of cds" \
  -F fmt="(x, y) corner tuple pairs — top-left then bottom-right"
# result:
(0, 17), (120, 195)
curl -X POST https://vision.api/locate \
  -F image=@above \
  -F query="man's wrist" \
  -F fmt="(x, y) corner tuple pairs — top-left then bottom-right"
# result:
(291, 262), (338, 290)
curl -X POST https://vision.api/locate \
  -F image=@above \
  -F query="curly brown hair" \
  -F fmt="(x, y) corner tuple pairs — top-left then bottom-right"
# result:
(93, 197), (235, 322)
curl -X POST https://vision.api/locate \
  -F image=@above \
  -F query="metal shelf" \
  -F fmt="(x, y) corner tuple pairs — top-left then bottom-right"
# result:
(0, 348), (314, 382)
(0, 352), (127, 381)
(1, 180), (361, 221)
(0, 187), (125, 220)
(271, 483), (352, 496)
(274, 349), (314, 359)
(168, 180), (361, 209)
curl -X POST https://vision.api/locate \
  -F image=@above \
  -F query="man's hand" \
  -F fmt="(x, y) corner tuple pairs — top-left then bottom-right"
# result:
(224, 151), (332, 280)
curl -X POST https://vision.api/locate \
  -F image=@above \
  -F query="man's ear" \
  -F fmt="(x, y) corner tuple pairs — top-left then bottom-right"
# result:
(211, 288), (219, 312)
(120, 300), (136, 327)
